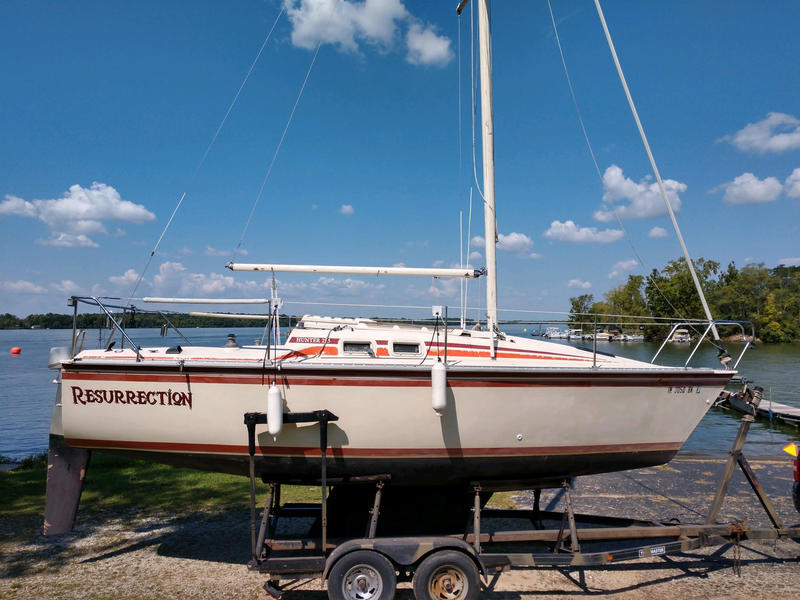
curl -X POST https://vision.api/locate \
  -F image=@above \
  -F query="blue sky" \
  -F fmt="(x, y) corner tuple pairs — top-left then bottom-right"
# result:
(1, 0), (799, 322)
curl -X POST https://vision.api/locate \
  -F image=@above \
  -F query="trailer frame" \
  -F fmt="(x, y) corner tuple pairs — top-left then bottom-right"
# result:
(242, 393), (800, 600)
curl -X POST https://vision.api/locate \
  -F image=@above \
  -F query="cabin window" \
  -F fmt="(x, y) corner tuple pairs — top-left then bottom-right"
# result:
(343, 342), (372, 354)
(393, 343), (419, 354)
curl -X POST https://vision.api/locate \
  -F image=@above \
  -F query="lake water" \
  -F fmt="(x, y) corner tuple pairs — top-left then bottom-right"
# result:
(1, 326), (798, 461)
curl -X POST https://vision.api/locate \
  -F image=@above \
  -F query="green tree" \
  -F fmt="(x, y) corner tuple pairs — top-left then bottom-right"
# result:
(568, 294), (594, 328)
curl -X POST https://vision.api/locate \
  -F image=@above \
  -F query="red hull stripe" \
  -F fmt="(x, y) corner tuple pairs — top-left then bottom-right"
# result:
(62, 370), (731, 388)
(65, 437), (681, 458)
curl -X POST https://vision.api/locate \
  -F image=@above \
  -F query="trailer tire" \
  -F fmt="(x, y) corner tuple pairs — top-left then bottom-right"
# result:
(412, 550), (479, 600)
(328, 550), (396, 600)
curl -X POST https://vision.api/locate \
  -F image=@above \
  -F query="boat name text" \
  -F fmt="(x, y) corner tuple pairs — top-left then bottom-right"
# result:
(289, 337), (337, 344)
(70, 386), (192, 409)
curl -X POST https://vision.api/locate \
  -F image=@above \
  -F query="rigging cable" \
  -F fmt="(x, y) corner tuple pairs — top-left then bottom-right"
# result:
(231, 40), (323, 260)
(593, 0), (722, 344)
(547, 0), (713, 339)
(126, 6), (286, 302)
(466, 187), (474, 322)
(468, 1), (485, 203)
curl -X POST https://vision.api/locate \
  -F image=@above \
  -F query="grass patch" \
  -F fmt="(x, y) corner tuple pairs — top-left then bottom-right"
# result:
(486, 491), (522, 509)
(17, 452), (47, 470)
(0, 451), (320, 520)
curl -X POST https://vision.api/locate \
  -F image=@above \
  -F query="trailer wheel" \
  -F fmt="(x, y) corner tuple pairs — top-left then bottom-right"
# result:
(412, 550), (478, 600)
(328, 550), (396, 600)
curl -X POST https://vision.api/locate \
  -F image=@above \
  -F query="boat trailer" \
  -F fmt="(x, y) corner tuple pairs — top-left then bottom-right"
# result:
(243, 402), (800, 600)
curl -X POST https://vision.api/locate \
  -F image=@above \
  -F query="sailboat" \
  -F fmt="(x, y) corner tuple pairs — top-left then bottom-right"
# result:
(44, 0), (737, 534)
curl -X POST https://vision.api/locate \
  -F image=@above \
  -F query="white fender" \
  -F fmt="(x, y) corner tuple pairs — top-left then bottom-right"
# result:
(431, 361), (447, 415)
(267, 383), (284, 436)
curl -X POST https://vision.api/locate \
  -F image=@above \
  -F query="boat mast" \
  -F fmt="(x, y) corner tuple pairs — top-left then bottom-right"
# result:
(476, 0), (498, 332)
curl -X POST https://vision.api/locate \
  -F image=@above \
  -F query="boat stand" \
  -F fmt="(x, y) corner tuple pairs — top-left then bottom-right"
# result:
(242, 409), (800, 600)
(244, 409), (339, 567)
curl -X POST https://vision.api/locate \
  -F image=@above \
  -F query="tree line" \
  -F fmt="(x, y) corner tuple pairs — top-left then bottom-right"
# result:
(0, 311), (299, 330)
(569, 259), (800, 343)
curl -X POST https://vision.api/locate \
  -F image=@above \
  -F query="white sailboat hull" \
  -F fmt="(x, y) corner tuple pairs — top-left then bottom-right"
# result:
(58, 352), (731, 485)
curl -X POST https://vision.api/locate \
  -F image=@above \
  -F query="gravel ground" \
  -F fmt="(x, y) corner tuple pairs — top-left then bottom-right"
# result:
(1, 458), (799, 600)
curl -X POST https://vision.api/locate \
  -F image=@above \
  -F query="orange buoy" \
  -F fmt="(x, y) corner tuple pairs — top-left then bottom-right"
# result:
(10, 347), (21, 355)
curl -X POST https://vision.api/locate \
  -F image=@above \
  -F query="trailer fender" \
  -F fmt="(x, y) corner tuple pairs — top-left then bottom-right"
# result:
(323, 537), (485, 579)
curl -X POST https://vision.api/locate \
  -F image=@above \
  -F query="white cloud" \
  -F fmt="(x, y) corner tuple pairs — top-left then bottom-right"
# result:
(205, 246), (227, 257)
(0, 183), (155, 247)
(393, 262), (406, 268)
(90, 283), (108, 296)
(594, 165), (685, 222)
(284, 0), (406, 51)
(498, 232), (533, 254)
(51, 280), (82, 294)
(109, 269), (140, 286)
(468, 250), (482, 264)
(277, 276), (385, 300)
(785, 168), (800, 198)
(778, 257), (800, 267)
(648, 226), (668, 239)
(714, 172), (782, 205)
(432, 259), (445, 267)
(544, 220), (623, 244)
(37, 233), (99, 248)
(204, 245), (246, 257)
(722, 112), (800, 154)
(339, 204), (354, 216)
(283, 1), (451, 67)
(471, 232), (535, 255)
(314, 276), (383, 295)
(529, 252), (542, 259)
(2, 280), (47, 293)
(0, 195), (37, 218)
(405, 23), (453, 67)
(608, 259), (638, 279)
(428, 278), (458, 298)
(153, 261), (238, 296)
(567, 279), (591, 289)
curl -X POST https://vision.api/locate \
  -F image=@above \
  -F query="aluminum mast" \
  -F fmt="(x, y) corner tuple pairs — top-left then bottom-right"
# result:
(477, 0), (498, 332)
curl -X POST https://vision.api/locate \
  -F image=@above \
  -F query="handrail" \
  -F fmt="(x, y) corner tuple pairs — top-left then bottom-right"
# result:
(68, 295), (203, 360)
(75, 296), (142, 361)
(650, 320), (754, 369)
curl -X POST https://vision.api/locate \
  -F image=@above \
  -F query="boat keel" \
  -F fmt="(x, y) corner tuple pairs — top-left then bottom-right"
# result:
(43, 434), (91, 535)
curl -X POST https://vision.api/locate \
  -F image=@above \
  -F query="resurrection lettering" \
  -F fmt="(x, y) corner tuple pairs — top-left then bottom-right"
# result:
(71, 386), (192, 409)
